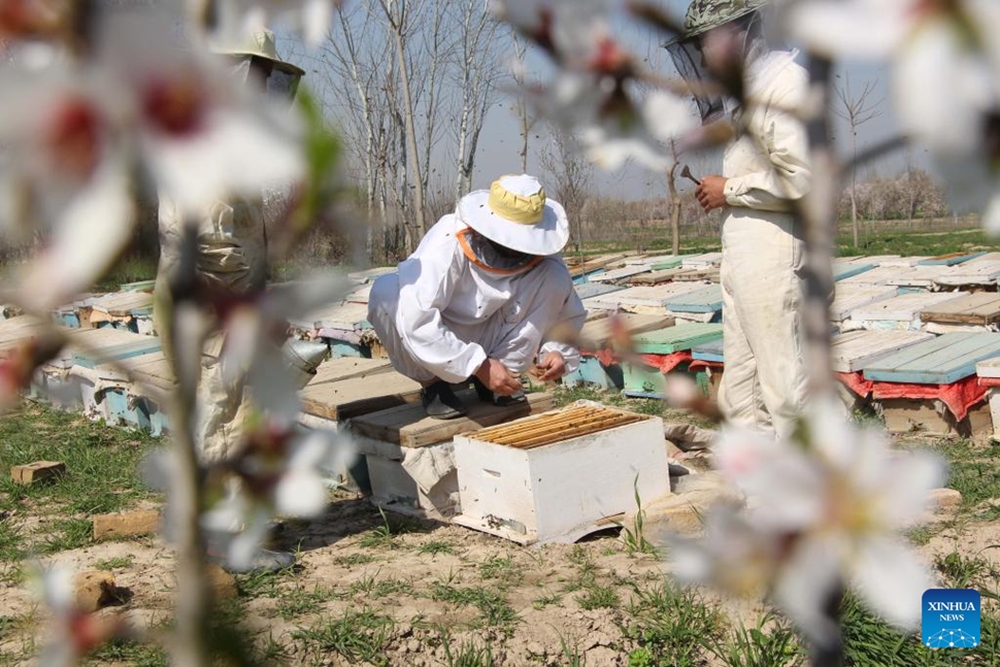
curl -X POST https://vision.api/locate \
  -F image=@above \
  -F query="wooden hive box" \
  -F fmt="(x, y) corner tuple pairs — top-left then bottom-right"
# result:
(919, 293), (1000, 327)
(453, 401), (669, 545)
(349, 390), (556, 520)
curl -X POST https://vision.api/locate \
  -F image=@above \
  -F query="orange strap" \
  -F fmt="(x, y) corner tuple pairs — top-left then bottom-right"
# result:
(456, 228), (542, 276)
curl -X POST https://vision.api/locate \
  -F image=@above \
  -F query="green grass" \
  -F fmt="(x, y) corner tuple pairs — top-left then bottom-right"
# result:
(85, 639), (169, 667)
(576, 581), (621, 610)
(0, 403), (162, 560)
(334, 553), (377, 567)
(292, 609), (396, 666)
(431, 583), (519, 628)
(92, 255), (158, 292)
(532, 592), (563, 610)
(928, 439), (1000, 519)
(273, 585), (340, 620)
(477, 556), (523, 585)
(440, 633), (496, 667)
(93, 555), (135, 571)
(419, 540), (457, 556)
(622, 581), (725, 667)
(934, 550), (1000, 591)
(835, 226), (998, 258)
(349, 574), (414, 599)
(357, 508), (422, 550)
(708, 613), (801, 667)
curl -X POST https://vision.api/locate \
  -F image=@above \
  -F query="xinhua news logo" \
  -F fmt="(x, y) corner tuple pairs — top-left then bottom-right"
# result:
(922, 589), (981, 649)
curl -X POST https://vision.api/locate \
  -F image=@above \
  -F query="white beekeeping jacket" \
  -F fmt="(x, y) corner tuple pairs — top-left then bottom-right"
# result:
(723, 50), (811, 212)
(394, 215), (586, 384)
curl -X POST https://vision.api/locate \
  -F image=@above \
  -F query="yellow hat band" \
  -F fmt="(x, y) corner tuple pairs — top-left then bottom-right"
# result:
(487, 179), (546, 225)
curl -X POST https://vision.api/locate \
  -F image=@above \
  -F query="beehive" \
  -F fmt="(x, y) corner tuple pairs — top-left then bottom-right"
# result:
(453, 401), (670, 545)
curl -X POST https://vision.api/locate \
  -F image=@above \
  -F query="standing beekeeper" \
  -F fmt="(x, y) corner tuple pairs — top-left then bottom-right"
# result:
(666, 0), (810, 436)
(154, 30), (304, 571)
(368, 174), (587, 419)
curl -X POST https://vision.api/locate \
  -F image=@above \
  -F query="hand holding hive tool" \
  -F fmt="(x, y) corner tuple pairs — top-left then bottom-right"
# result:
(680, 164), (701, 186)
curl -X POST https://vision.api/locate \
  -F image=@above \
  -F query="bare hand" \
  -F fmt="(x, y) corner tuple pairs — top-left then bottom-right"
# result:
(475, 358), (522, 396)
(696, 175), (728, 212)
(533, 351), (567, 382)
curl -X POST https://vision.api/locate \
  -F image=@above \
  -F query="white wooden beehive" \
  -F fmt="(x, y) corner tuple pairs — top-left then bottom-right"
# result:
(453, 401), (670, 545)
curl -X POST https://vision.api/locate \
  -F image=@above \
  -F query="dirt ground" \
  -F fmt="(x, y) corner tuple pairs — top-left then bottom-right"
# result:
(3, 402), (1000, 666)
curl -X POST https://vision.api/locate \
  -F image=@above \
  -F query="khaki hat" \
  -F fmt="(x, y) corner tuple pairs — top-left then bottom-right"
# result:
(212, 29), (306, 78)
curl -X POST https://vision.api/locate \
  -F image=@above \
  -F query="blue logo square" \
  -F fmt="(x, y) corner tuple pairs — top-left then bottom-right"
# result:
(922, 589), (981, 649)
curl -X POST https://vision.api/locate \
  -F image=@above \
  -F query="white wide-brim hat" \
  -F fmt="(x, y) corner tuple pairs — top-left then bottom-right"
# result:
(211, 29), (306, 78)
(456, 174), (570, 256)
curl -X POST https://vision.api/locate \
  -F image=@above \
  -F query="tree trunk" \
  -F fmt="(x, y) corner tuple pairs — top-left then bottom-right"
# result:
(850, 133), (859, 248)
(668, 162), (681, 256)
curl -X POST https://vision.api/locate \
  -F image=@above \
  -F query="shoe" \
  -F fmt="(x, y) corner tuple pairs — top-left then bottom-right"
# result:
(421, 381), (466, 419)
(494, 389), (526, 407)
(211, 548), (296, 574)
(471, 376), (494, 403)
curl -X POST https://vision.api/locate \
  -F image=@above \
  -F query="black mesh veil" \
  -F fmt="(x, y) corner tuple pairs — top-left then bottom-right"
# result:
(666, 38), (725, 124)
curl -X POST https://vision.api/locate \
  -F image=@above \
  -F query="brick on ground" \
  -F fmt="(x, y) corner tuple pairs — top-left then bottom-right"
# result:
(92, 510), (161, 540)
(75, 571), (120, 613)
(10, 461), (66, 485)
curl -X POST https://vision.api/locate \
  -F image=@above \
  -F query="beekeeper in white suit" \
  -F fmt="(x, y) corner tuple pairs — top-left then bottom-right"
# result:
(154, 30), (305, 572)
(368, 174), (587, 419)
(667, 0), (810, 436)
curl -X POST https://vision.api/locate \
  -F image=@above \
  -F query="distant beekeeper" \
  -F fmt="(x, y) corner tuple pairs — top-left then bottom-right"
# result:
(155, 30), (304, 462)
(666, 0), (810, 436)
(368, 174), (587, 419)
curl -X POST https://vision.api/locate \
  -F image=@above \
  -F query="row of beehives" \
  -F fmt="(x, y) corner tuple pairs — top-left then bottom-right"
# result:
(0, 310), (674, 547)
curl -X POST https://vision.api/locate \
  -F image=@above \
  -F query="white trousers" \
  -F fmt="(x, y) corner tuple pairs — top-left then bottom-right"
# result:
(718, 209), (807, 437)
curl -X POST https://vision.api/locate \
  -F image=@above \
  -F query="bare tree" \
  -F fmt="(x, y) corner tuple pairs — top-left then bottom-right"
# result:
(539, 125), (593, 259)
(453, 0), (503, 198)
(833, 74), (882, 247)
(511, 33), (533, 174)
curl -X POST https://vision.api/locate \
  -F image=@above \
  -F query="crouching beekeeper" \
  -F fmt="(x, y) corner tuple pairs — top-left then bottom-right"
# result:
(368, 174), (587, 419)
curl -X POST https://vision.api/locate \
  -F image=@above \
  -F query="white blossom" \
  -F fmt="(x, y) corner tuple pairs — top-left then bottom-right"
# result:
(671, 399), (945, 644)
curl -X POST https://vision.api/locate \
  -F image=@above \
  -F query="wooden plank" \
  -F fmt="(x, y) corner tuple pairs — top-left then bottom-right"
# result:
(579, 313), (674, 349)
(885, 264), (953, 288)
(682, 252), (722, 268)
(830, 330), (934, 373)
(344, 282), (374, 305)
(346, 266), (396, 283)
(630, 268), (684, 285)
(833, 261), (875, 281)
(71, 335), (162, 369)
(935, 256), (1000, 287)
(863, 332), (1000, 384)
(880, 256), (928, 267)
(850, 291), (969, 322)
(837, 266), (903, 287)
(692, 338), (724, 362)
(90, 292), (154, 316)
(350, 390), (556, 448)
(310, 357), (394, 385)
(590, 283), (707, 311)
(664, 284), (722, 314)
(313, 301), (372, 332)
(590, 265), (651, 283)
(574, 282), (624, 301)
(301, 370), (421, 421)
(673, 267), (721, 282)
(830, 285), (897, 321)
(976, 356), (1000, 379)
(918, 252), (986, 266)
(920, 293), (1000, 325)
(633, 323), (723, 354)
(625, 254), (683, 270)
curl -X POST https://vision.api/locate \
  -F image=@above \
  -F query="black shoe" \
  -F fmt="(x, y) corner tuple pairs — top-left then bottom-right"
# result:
(494, 390), (527, 407)
(471, 376), (494, 403)
(421, 381), (466, 419)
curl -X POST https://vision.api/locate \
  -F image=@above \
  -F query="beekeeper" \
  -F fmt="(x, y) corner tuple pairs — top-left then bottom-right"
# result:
(667, 0), (810, 436)
(154, 30), (305, 463)
(368, 174), (587, 419)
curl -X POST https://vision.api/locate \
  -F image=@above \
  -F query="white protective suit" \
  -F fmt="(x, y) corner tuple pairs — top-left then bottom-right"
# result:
(717, 50), (810, 437)
(368, 215), (587, 384)
(154, 195), (267, 463)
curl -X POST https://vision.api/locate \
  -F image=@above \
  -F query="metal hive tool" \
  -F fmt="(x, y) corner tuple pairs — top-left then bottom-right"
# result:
(472, 405), (646, 450)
